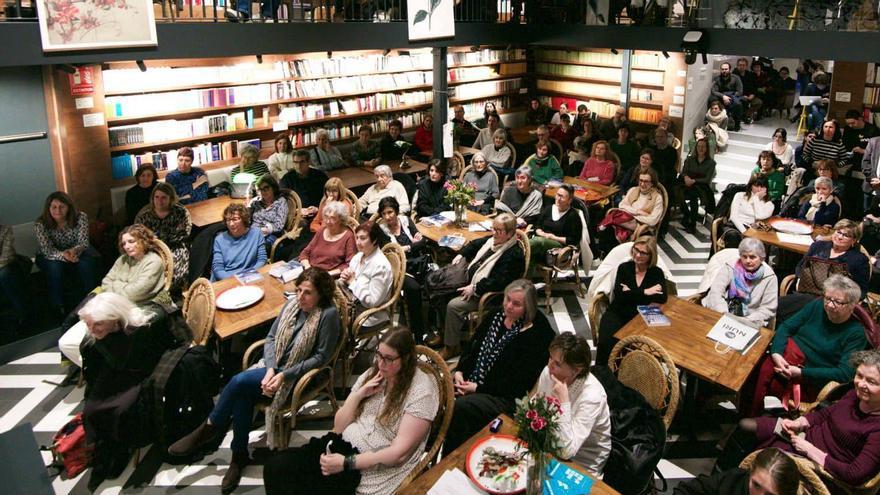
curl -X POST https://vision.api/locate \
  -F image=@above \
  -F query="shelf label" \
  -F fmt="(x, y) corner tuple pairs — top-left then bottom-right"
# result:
(673, 95), (684, 105)
(835, 92), (851, 102)
(75, 96), (94, 110)
(676, 70), (687, 78)
(673, 85), (685, 95)
(82, 112), (104, 127)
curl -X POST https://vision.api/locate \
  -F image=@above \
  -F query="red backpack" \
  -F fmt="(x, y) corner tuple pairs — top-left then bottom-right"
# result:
(47, 414), (94, 478)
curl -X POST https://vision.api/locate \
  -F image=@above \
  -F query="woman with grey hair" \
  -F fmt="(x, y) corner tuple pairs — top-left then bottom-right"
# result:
(703, 238), (778, 326)
(357, 165), (410, 216)
(496, 166), (543, 225)
(462, 152), (499, 215)
(310, 129), (347, 171)
(480, 128), (512, 170)
(443, 279), (555, 455)
(299, 201), (356, 276)
(741, 274), (868, 417)
(230, 143), (270, 185)
(797, 176), (840, 227)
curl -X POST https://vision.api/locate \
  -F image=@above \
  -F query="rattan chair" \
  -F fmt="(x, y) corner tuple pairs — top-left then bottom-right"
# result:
(449, 151), (466, 178)
(710, 216), (727, 255)
(631, 183), (669, 240)
(270, 191), (304, 261)
(466, 230), (531, 335)
(739, 449), (831, 495)
(548, 138), (564, 163)
(241, 286), (351, 449)
(608, 335), (680, 430)
(395, 346), (455, 492)
(342, 189), (362, 220)
(537, 207), (592, 311)
(153, 239), (175, 292)
(182, 277), (215, 346)
(459, 163), (501, 187)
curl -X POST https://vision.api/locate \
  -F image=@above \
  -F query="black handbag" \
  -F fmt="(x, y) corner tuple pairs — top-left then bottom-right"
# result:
(425, 261), (469, 297)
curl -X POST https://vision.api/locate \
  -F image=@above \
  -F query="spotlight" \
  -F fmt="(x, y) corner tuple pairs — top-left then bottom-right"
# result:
(55, 64), (76, 74)
(610, 48), (619, 55)
(136, 60), (147, 72)
(256, 54), (263, 64)
(383, 48), (391, 56)
(662, 51), (670, 59)
(470, 45), (480, 52)
(681, 30), (708, 65)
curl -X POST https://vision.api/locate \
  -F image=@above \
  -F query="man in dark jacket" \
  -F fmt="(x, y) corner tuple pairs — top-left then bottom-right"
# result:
(710, 62), (744, 131)
(379, 119), (412, 161)
(735, 57), (762, 124)
(280, 150), (328, 218)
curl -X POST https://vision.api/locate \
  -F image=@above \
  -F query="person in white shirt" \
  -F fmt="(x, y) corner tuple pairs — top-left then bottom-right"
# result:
(340, 221), (393, 330)
(266, 134), (295, 181)
(473, 113), (505, 150)
(765, 127), (794, 169)
(534, 333), (612, 477)
(357, 165), (411, 217)
(722, 175), (775, 248)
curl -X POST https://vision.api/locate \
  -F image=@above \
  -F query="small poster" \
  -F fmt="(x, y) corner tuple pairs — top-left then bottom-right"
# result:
(68, 67), (94, 96)
(407, 0), (455, 41)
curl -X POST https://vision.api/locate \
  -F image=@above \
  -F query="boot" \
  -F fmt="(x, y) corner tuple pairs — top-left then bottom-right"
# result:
(167, 420), (219, 457)
(424, 331), (443, 348)
(222, 450), (250, 494)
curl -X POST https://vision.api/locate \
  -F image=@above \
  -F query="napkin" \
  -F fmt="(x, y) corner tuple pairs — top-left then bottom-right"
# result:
(427, 468), (485, 495)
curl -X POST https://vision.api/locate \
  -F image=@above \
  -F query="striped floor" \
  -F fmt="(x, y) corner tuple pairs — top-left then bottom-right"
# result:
(0, 226), (732, 494)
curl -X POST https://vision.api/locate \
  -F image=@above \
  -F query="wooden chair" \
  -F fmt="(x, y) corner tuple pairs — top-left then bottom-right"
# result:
(739, 449), (831, 495)
(409, 190), (420, 222)
(395, 346), (455, 492)
(449, 151), (466, 178)
(466, 230), (531, 335)
(632, 184), (669, 240)
(270, 191), (304, 261)
(505, 141), (517, 168)
(341, 243), (407, 388)
(241, 286), (351, 449)
(548, 138), (564, 163)
(459, 163), (501, 187)
(710, 216), (727, 255)
(153, 239), (175, 292)
(182, 277), (215, 346)
(608, 335), (680, 430)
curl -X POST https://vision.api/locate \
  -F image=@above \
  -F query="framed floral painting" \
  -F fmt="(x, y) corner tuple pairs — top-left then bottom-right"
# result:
(36, 0), (158, 52)
(407, 0), (454, 41)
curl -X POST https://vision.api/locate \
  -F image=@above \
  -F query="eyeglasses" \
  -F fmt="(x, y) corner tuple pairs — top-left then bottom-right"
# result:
(824, 296), (851, 307)
(293, 160), (307, 164)
(638, 179), (653, 184)
(833, 230), (853, 239)
(375, 352), (401, 365)
(632, 248), (650, 257)
(258, 186), (272, 191)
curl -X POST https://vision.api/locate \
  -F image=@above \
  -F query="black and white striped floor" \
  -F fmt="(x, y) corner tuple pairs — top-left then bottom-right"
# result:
(1, 221), (732, 494)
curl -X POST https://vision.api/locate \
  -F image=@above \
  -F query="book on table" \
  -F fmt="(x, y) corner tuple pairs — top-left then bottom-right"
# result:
(268, 260), (303, 283)
(706, 314), (761, 353)
(637, 305), (671, 327)
(234, 269), (264, 285)
(422, 213), (453, 227)
(438, 234), (466, 249)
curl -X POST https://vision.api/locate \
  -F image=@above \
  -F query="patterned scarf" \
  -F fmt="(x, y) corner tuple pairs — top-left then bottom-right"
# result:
(265, 299), (323, 449)
(468, 310), (523, 385)
(727, 259), (764, 307)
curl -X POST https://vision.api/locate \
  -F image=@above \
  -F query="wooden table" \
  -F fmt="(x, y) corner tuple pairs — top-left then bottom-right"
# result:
(509, 125), (538, 144)
(211, 263), (295, 340)
(457, 145), (480, 156)
(327, 159), (428, 189)
(185, 196), (243, 228)
(415, 210), (493, 251)
(744, 218), (827, 256)
(398, 414), (620, 495)
(544, 176), (619, 204)
(614, 296), (773, 392)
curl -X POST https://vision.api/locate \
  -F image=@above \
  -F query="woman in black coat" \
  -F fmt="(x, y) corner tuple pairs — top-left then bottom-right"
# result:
(414, 159), (451, 219)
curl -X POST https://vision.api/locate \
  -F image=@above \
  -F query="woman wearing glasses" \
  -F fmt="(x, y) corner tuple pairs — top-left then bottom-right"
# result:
(168, 268), (341, 493)
(595, 237), (668, 366)
(263, 327), (439, 495)
(250, 175), (290, 245)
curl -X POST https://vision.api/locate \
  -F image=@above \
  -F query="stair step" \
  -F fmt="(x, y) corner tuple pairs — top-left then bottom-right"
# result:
(725, 141), (764, 157)
(726, 130), (769, 146)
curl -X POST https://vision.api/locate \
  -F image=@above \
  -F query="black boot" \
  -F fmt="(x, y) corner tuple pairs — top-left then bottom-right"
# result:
(167, 420), (219, 457)
(222, 450), (250, 494)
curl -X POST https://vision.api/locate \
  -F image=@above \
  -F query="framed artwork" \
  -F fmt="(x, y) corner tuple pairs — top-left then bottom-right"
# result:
(407, 0), (455, 41)
(36, 0), (158, 52)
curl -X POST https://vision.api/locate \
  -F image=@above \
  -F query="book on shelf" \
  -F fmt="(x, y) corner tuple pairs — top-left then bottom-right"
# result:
(630, 88), (660, 103)
(453, 78), (522, 100)
(447, 66), (497, 82)
(536, 61), (623, 82)
(537, 79), (621, 102)
(447, 48), (526, 66)
(867, 63), (880, 84)
(534, 48), (623, 67)
(706, 314), (761, 353)
(637, 305), (671, 327)
(865, 87), (880, 107)
(538, 96), (615, 118)
(108, 107), (266, 147)
(628, 107), (663, 124)
(498, 62), (527, 75)
(103, 63), (286, 94)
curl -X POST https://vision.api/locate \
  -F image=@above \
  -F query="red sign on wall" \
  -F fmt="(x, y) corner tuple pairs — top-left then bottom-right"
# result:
(68, 67), (94, 96)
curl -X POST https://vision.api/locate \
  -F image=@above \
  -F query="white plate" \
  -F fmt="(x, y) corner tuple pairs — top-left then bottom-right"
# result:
(769, 218), (813, 235)
(216, 285), (264, 310)
(465, 434), (527, 495)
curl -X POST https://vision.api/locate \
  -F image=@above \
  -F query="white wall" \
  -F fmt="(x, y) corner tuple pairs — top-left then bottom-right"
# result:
(682, 55), (716, 156)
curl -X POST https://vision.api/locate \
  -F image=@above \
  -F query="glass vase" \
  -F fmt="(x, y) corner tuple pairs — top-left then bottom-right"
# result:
(454, 202), (467, 227)
(526, 452), (548, 495)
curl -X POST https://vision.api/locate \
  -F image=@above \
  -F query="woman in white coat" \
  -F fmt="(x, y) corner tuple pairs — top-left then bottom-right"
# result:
(703, 238), (778, 327)
(340, 221), (393, 331)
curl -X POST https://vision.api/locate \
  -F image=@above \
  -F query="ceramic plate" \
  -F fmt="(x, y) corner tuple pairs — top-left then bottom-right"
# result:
(465, 434), (528, 495)
(216, 285), (264, 310)
(769, 218), (813, 235)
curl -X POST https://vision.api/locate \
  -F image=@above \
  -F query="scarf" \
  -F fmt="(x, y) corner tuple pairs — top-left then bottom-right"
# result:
(469, 310), (523, 385)
(495, 188), (543, 220)
(468, 234), (518, 287)
(265, 300), (323, 449)
(704, 108), (729, 146)
(727, 259), (764, 307)
(806, 193), (833, 222)
(379, 216), (414, 245)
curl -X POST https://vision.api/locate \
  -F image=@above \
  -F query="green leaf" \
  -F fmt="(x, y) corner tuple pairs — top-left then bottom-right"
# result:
(430, 0), (442, 12)
(413, 9), (428, 24)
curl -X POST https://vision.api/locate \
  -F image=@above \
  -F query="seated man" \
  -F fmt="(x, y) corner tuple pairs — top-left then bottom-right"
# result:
(211, 204), (267, 281)
(280, 150), (328, 222)
(165, 146), (208, 205)
(450, 105), (479, 147)
(710, 62), (744, 132)
(842, 109), (879, 170)
(734, 57), (762, 124)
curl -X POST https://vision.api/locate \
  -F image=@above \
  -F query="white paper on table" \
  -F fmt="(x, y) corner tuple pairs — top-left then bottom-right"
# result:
(776, 233), (814, 246)
(427, 468), (486, 495)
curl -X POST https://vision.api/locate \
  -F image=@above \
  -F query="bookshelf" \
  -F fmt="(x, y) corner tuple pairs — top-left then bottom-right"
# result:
(865, 62), (880, 126)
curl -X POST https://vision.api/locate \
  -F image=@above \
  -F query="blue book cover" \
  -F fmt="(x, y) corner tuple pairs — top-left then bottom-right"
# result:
(543, 459), (593, 494)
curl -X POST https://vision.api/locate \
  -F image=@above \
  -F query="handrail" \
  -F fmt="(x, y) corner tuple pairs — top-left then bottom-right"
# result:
(0, 131), (47, 145)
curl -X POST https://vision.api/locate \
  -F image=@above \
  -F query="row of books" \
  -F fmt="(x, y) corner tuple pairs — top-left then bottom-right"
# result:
(537, 96), (616, 118)
(866, 62), (880, 84)
(864, 86), (880, 107)
(630, 88), (661, 103)
(110, 137), (261, 178)
(109, 108), (267, 147)
(447, 66), (497, 82)
(103, 63), (285, 93)
(535, 62), (665, 87)
(454, 78), (522, 100)
(447, 48), (526, 66)
(536, 79), (621, 101)
(286, 113), (424, 147)
(277, 90), (431, 123)
(534, 48), (667, 70)
(865, 110), (880, 127)
(456, 96), (513, 120)
(628, 107), (663, 123)
(286, 53), (433, 78)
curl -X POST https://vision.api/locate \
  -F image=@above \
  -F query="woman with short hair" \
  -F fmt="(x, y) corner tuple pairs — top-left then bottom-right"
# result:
(134, 182), (192, 291)
(597, 168), (664, 251)
(528, 184), (582, 276)
(211, 203), (267, 281)
(481, 128), (513, 177)
(497, 166), (543, 225)
(230, 143), (270, 185)
(125, 164), (158, 225)
(573, 119), (600, 161)
(250, 175), (290, 245)
(358, 165), (410, 216)
(299, 201), (356, 277)
(310, 129), (347, 171)
(798, 177), (840, 226)
(413, 114), (434, 157)
(462, 152), (500, 215)
(311, 177), (354, 233)
(807, 159), (844, 195)
(414, 159), (451, 219)
(752, 150), (785, 202)
(674, 447), (799, 495)
(351, 125), (382, 168)
(340, 221), (394, 330)
(703, 238), (778, 326)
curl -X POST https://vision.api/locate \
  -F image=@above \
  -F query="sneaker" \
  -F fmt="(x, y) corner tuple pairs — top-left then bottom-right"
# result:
(225, 8), (249, 22)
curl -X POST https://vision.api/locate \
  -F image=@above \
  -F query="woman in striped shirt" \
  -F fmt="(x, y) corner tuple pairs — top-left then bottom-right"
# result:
(801, 120), (848, 179)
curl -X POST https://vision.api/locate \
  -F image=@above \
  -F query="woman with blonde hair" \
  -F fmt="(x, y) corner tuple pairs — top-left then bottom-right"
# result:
(230, 143), (270, 185)
(578, 140), (619, 185)
(311, 177), (354, 233)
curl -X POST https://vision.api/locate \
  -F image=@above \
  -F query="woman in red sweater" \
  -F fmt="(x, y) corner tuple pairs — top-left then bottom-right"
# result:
(414, 114), (434, 157)
(579, 140), (619, 185)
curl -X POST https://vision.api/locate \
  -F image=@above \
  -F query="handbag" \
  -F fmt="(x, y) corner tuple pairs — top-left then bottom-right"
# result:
(425, 261), (469, 298)
(44, 413), (94, 478)
(797, 256), (849, 296)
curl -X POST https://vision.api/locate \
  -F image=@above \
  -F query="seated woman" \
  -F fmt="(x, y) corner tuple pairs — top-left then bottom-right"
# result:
(801, 120), (847, 178)
(721, 176), (774, 248)
(350, 124), (382, 168)
(609, 124), (640, 178)
(597, 168), (664, 253)
(444, 279), (555, 453)
(618, 148), (656, 193)
(59, 224), (170, 367)
(34, 191), (98, 315)
(267, 134), (295, 181)
(751, 150), (785, 203)
(523, 141), (564, 186)
(533, 333), (612, 477)
(79, 292), (178, 490)
(797, 177), (840, 227)
(766, 127), (795, 169)
(340, 221), (393, 332)
(299, 201), (357, 277)
(528, 185), (583, 276)
(572, 119), (600, 165)
(440, 213), (525, 359)
(777, 219), (869, 321)
(741, 275), (868, 417)
(377, 197), (427, 337)
(596, 237), (667, 365)
(413, 114), (434, 158)
(702, 238), (778, 327)
(550, 113), (578, 152)
(674, 447), (799, 495)
(125, 164), (157, 225)
(311, 177), (354, 233)
(169, 268), (341, 493)
(230, 143), (270, 185)
(134, 182), (192, 291)
(358, 165), (410, 217)
(462, 152), (500, 215)
(211, 204), (267, 281)
(414, 159), (451, 219)
(739, 349), (880, 486)
(550, 102), (573, 126)
(496, 167), (543, 226)
(705, 100), (730, 149)
(310, 129), (347, 171)
(578, 140), (618, 185)
(480, 129), (513, 181)
(679, 138), (717, 233)
(806, 159), (845, 195)
(250, 175), (290, 245)
(263, 327), (439, 495)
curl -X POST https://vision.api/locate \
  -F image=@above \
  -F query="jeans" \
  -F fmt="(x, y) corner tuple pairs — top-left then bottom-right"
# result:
(236, 0), (278, 18)
(36, 249), (98, 310)
(210, 367), (267, 452)
(807, 103), (826, 130)
(0, 262), (29, 320)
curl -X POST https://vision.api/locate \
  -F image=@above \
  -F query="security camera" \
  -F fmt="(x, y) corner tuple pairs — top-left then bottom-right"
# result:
(681, 30), (707, 65)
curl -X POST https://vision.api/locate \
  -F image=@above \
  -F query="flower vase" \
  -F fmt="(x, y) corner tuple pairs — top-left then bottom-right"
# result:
(454, 202), (467, 227)
(526, 452), (548, 495)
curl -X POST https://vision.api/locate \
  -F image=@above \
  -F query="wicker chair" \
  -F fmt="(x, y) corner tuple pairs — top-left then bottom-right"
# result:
(466, 230), (531, 335)
(395, 346), (455, 493)
(182, 277), (215, 346)
(608, 335), (680, 430)
(449, 151), (466, 178)
(710, 216), (727, 255)
(343, 189), (362, 220)
(537, 207), (592, 311)
(270, 191), (304, 261)
(241, 286), (351, 449)
(153, 239), (175, 292)
(548, 138), (564, 163)
(739, 449), (831, 495)
(631, 183), (669, 240)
